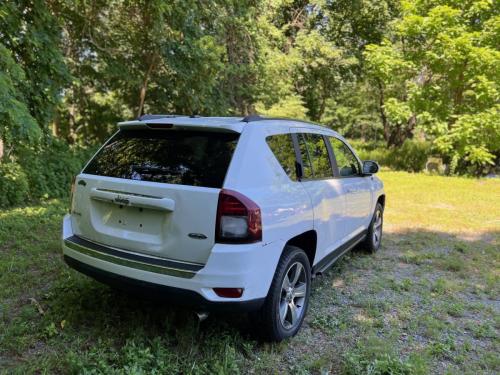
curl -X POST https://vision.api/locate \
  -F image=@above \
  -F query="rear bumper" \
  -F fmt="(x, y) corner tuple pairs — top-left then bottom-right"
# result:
(62, 214), (283, 310)
(64, 256), (265, 312)
(64, 235), (202, 279)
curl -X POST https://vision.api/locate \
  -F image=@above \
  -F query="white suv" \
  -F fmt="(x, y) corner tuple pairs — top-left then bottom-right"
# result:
(62, 115), (384, 341)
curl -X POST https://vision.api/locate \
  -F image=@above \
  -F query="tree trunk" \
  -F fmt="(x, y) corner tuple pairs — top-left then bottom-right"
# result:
(68, 102), (76, 144)
(52, 111), (59, 137)
(387, 114), (416, 147)
(406, 114), (417, 140)
(137, 54), (157, 118)
(317, 94), (327, 122)
(376, 80), (391, 145)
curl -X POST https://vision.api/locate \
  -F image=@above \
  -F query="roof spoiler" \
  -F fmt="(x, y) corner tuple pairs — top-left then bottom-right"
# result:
(118, 117), (242, 133)
(137, 114), (203, 121)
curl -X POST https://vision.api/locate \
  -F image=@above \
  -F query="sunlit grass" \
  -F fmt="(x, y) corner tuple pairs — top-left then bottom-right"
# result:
(380, 171), (500, 235)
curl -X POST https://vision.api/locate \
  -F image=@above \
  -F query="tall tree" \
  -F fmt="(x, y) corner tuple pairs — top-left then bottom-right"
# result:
(52, 0), (228, 143)
(364, 0), (499, 173)
(0, 1), (69, 156)
(254, 0), (400, 123)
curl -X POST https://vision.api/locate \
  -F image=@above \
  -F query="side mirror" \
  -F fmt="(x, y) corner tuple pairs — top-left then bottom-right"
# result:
(362, 160), (379, 175)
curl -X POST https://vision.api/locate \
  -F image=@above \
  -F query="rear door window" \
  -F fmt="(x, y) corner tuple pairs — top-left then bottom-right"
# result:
(298, 133), (333, 179)
(266, 134), (297, 181)
(83, 129), (239, 188)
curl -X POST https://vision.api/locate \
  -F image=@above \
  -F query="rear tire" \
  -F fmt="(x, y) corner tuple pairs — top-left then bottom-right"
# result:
(253, 245), (311, 342)
(364, 202), (384, 253)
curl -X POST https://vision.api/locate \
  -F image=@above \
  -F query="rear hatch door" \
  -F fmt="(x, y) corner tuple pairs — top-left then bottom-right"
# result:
(71, 128), (239, 265)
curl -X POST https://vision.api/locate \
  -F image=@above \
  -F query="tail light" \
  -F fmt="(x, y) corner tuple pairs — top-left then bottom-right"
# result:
(215, 189), (262, 243)
(69, 176), (76, 213)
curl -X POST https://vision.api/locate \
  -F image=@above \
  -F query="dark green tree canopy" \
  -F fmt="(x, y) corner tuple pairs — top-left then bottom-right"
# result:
(0, 0), (498, 175)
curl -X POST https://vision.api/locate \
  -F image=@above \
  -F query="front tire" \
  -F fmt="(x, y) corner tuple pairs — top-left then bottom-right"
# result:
(364, 202), (384, 253)
(254, 245), (311, 341)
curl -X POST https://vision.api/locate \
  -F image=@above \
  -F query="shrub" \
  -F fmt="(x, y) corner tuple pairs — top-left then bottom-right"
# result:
(348, 139), (387, 153)
(358, 147), (393, 166)
(0, 140), (95, 208)
(391, 139), (432, 172)
(350, 140), (392, 166)
(352, 139), (432, 172)
(17, 140), (93, 201)
(0, 162), (29, 207)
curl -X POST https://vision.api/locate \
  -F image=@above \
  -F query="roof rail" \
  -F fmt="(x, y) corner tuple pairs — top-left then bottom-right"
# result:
(137, 114), (184, 121)
(241, 114), (321, 127)
(241, 114), (265, 122)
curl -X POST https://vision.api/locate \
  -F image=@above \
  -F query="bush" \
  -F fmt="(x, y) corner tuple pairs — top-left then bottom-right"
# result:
(350, 140), (392, 167)
(391, 139), (432, 172)
(349, 139), (387, 153)
(0, 162), (29, 207)
(17, 140), (93, 201)
(357, 147), (392, 166)
(352, 139), (432, 172)
(0, 140), (95, 208)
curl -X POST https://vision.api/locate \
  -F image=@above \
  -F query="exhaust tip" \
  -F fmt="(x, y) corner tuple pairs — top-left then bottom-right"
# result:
(196, 311), (210, 322)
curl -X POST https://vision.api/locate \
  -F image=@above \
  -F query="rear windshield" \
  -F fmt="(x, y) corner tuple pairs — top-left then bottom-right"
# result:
(83, 129), (239, 188)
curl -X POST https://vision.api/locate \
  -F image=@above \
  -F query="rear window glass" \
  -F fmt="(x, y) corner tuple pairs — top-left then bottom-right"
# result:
(83, 129), (239, 188)
(266, 134), (297, 181)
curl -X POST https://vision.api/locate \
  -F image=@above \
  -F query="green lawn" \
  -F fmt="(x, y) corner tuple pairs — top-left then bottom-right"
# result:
(0, 172), (499, 374)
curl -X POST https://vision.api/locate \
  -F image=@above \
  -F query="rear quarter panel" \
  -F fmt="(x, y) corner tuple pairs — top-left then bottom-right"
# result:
(223, 125), (314, 246)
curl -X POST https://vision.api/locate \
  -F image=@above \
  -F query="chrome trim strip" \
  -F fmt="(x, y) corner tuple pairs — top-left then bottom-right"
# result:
(79, 236), (204, 267)
(64, 237), (198, 279)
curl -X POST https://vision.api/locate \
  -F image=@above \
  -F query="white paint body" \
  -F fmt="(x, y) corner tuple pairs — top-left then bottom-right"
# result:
(62, 117), (384, 304)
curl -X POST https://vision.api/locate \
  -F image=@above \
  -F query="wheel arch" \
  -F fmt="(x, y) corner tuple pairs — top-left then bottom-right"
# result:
(283, 230), (317, 268)
(377, 194), (386, 209)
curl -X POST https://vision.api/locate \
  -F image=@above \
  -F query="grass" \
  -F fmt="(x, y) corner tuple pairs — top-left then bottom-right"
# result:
(0, 171), (499, 374)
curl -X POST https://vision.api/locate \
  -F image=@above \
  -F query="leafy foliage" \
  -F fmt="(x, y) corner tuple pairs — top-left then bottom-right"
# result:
(0, 1), (69, 147)
(355, 139), (432, 172)
(0, 142), (93, 208)
(435, 105), (500, 175)
(0, 43), (40, 151)
(0, 161), (29, 208)
(364, 0), (500, 172)
(0, 0), (498, 209)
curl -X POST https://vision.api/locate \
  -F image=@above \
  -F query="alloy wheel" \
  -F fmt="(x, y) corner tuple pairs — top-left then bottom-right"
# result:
(279, 261), (307, 330)
(373, 209), (383, 247)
